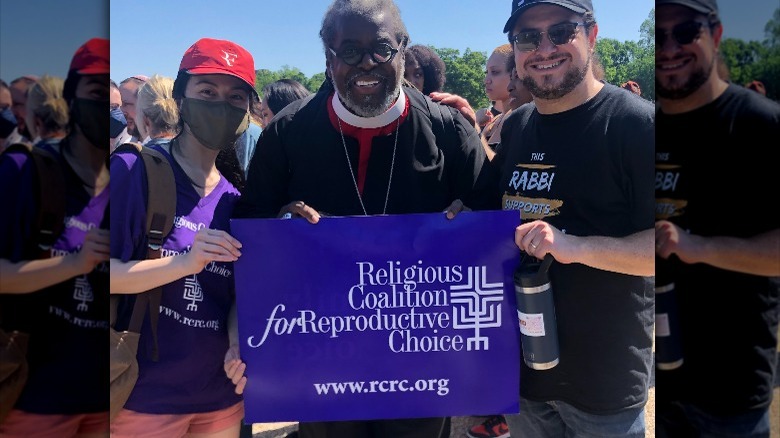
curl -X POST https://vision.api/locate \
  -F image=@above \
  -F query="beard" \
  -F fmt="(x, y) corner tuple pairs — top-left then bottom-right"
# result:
(522, 53), (590, 100)
(656, 56), (714, 100)
(335, 68), (404, 118)
(129, 123), (141, 139)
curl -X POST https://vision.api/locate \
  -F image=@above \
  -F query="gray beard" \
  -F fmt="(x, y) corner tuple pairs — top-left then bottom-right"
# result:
(522, 53), (590, 100)
(337, 67), (404, 118)
(656, 56), (714, 100)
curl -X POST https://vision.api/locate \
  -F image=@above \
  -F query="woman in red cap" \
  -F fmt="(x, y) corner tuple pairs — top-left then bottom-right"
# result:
(0, 37), (111, 436)
(109, 38), (257, 437)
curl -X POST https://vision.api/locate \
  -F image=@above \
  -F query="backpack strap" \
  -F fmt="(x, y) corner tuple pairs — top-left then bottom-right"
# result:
(3, 142), (66, 259)
(111, 141), (176, 361)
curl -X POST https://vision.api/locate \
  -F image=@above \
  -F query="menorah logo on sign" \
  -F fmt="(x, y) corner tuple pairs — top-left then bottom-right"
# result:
(450, 266), (504, 351)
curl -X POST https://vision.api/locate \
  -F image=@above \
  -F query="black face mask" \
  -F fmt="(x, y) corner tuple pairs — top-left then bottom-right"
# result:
(71, 98), (109, 150)
(0, 107), (17, 139)
(180, 98), (249, 150)
(109, 106), (127, 138)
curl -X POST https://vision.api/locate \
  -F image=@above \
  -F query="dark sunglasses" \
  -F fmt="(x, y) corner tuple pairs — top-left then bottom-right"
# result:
(510, 22), (584, 52)
(328, 42), (400, 66)
(656, 21), (705, 47)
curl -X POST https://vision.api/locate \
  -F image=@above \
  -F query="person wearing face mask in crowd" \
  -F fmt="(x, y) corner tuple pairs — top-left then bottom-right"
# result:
(109, 37), (253, 438)
(110, 80), (128, 152)
(134, 74), (179, 150)
(0, 80), (17, 153)
(24, 76), (69, 149)
(0, 37), (111, 437)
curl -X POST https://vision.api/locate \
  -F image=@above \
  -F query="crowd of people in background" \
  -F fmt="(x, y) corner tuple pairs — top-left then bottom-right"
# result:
(1, 0), (778, 437)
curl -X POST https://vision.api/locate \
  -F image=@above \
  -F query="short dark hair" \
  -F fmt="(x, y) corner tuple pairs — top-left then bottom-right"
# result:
(582, 12), (597, 35)
(406, 45), (446, 94)
(120, 76), (145, 85)
(63, 71), (80, 104)
(620, 80), (642, 95)
(10, 76), (36, 87)
(745, 80), (766, 96)
(320, 0), (409, 54)
(262, 79), (312, 115)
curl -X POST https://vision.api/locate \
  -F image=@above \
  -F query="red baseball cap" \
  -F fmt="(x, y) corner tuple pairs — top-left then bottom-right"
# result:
(69, 38), (110, 74)
(179, 38), (256, 92)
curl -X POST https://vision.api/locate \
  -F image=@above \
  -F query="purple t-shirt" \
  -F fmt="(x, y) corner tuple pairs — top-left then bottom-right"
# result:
(0, 141), (109, 414)
(110, 141), (242, 414)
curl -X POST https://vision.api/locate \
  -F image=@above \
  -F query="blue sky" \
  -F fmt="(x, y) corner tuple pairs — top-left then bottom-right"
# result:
(0, 0), (108, 81)
(106, 0), (654, 80)
(1, 0), (777, 84)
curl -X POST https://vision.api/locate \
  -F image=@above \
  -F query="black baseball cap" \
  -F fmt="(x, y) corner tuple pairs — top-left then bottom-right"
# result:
(655, 0), (718, 15)
(504, 0), (594, 34)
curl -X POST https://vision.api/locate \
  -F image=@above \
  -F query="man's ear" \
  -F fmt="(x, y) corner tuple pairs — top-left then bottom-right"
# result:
(711, 22), (723, 51)
(588, 23), (599, 50)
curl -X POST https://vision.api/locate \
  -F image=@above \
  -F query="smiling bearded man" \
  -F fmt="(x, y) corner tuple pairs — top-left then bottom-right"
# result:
(232, 1), (500, 437)
(491, 0), (656, 437)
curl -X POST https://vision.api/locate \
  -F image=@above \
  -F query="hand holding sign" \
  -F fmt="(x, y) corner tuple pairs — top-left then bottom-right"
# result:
(223, 345), (247, 395)
(183, 228), (242, 274)
(277, 200), (320, 224)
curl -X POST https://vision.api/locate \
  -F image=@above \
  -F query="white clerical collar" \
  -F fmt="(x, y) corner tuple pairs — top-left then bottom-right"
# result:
(332, 88), (406, 129)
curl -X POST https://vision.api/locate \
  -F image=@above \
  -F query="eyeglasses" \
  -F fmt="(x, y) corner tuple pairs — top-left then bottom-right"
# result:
(656, 21), (705, 47)
(328, 43), (400, 66)
(510, 23), (584, 52)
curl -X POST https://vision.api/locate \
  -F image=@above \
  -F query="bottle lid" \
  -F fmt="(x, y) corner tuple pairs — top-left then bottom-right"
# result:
(514, 254), (553, 288)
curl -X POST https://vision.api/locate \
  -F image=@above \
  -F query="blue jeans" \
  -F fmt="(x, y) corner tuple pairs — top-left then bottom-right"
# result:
(504, 397), (645, 437)
(656, 400), (771, 438)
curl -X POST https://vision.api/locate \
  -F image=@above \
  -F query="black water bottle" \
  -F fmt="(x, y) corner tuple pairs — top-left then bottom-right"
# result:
(514, 254), (559, 370)
(655, 256), (683, 370)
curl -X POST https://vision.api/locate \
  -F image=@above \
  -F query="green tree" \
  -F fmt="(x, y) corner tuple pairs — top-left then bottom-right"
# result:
(254, 68), (282, 96)
(639, 8), (655, 50)
(433, 46), (490, 109)
(634, 9), (655, 99)
(595, 9), (654, 100)
(717, 6), (780, 100)
(719, 39), (765, 84)
(254, 66), (325, 96)
(307, 72), (327, 92)
(764, 6), (780, 47)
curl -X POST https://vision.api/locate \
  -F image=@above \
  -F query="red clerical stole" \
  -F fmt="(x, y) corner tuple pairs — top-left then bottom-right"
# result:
(327, 91), (410, 195)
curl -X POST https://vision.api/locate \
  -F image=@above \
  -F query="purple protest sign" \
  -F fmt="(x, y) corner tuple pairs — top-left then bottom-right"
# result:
(231, 210), (521, 423)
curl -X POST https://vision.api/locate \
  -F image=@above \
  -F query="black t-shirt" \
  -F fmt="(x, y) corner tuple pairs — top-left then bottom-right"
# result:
(234, 84), (499, 218)
(655, 83), (780, 415)
(494, 84), (655, 414)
